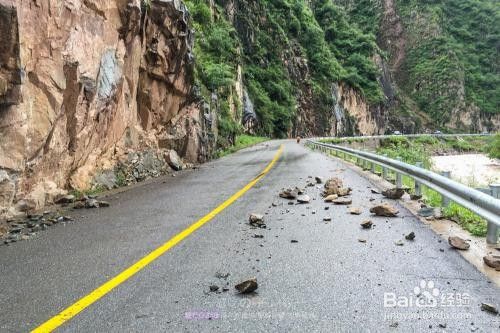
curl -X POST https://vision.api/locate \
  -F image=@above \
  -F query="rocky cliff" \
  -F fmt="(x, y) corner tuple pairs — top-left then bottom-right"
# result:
(0, 0), (216, 218)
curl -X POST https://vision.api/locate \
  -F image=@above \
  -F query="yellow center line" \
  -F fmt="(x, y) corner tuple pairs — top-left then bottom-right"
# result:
(32, 144), (284, 333)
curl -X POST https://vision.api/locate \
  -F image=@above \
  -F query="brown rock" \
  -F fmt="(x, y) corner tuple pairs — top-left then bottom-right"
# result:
(483, 255), (500, 269)
(235, 278), (258, 294)
(448, 236), (470, 250)
(369, 204), (399, 217)
(337, 187), (352, 197)
(333, 198), (352, 205)
(323, 177), (350, 196)
(349, 207), (362, 215)
(382, 188), (405, 199)
(360, 220), (373, 229)
(324, 194), (338, 202)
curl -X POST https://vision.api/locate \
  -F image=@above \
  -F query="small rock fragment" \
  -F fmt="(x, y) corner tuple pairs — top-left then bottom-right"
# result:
(249, 213), (264, 224)
(98, 200), (110, 207)
(235, 278), (258, 294)
(480, 303), (498, 315)
(291, 239), (298, 243)
(209, 285), (219, 292)
(405, 232), (415, 241)
(252, 234), (264, 239)
(448, 236), (470, 250)
(395, 240), (404, 246)
(370, 204), (399, 217)
(279, 188), (298, 199)
(358, 238), (367, 243)
(315, 176), (323, 184)
(371, 188), (381, 194)
(297, 195), (311, 204)
(54, 194), (75, 205)
(85, 199), (100, 209)
(323, 217), (332, 222)
(382, 188), (405, 199)
(349, 207), (362, 215)
(360, 220), (373, 229)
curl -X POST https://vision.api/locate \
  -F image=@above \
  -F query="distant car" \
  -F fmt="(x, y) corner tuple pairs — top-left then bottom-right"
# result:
(393, 131), (402, 135)
(434, 130), (442, 135)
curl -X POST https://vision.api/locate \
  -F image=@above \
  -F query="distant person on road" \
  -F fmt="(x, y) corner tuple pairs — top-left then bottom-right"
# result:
(296, 136), (301, 143)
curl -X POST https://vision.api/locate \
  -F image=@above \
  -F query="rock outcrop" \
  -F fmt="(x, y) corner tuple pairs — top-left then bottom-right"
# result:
(0, 0), (216, 218)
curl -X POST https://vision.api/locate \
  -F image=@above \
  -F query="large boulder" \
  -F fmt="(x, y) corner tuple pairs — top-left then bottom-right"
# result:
(165, 150), (184, 171)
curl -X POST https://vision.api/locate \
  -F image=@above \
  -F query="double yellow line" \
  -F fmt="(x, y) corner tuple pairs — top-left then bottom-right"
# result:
(32, 144), (283, 332)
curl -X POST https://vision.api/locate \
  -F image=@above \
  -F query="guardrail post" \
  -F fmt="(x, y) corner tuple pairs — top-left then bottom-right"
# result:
(382, 155), (388, 180)
(415, 162), (423, 196)
(487, 183), (500, 244)
(396, 157), (402, 188)
(370, 161), (375, 174)
(441, 171), (451, 206)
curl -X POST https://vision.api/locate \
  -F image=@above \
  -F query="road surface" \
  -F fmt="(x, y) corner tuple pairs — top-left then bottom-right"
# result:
(0, 140), (499, 332)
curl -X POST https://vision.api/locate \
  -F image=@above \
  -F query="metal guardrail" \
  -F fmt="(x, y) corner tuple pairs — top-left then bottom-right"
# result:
(316, 133), (493, 142)
(306, 139), (500, 244)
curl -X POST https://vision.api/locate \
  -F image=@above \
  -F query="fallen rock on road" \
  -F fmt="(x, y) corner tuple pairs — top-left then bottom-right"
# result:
(370, 204), (399, 217)
(235, 278), (258, 294)
(360, 220), (373, 229)
(448, 236), (470, 250)
(483, 255), (500, 270)
(382, 188), (405, 200)
(333, 198), (352, 205)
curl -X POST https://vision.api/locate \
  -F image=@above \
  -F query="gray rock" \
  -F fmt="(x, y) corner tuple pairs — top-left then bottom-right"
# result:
(315, 176), (323, 184)
(85, 199), (100, 209)
(165, 150), (184, 171)
(405, 232), (415, 241)
(332, 198), (352, 205)
(382, 188), (405, 199)
(480, 303), (498, 314)
(417, 207), (435, 217)
(296, 195), (310, 204)
(54, 194), (75, 205)
(93, 170), (117, 190)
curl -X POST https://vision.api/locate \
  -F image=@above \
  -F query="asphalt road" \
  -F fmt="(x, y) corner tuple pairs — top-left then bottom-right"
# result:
(0, 140), (499, 332)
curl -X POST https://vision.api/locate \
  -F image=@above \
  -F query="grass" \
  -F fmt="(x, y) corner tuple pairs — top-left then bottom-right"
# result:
(214, 135), (268, 158)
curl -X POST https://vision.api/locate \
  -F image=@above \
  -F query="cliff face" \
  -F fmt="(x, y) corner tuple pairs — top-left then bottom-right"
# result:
(0, 0), (216, 218)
